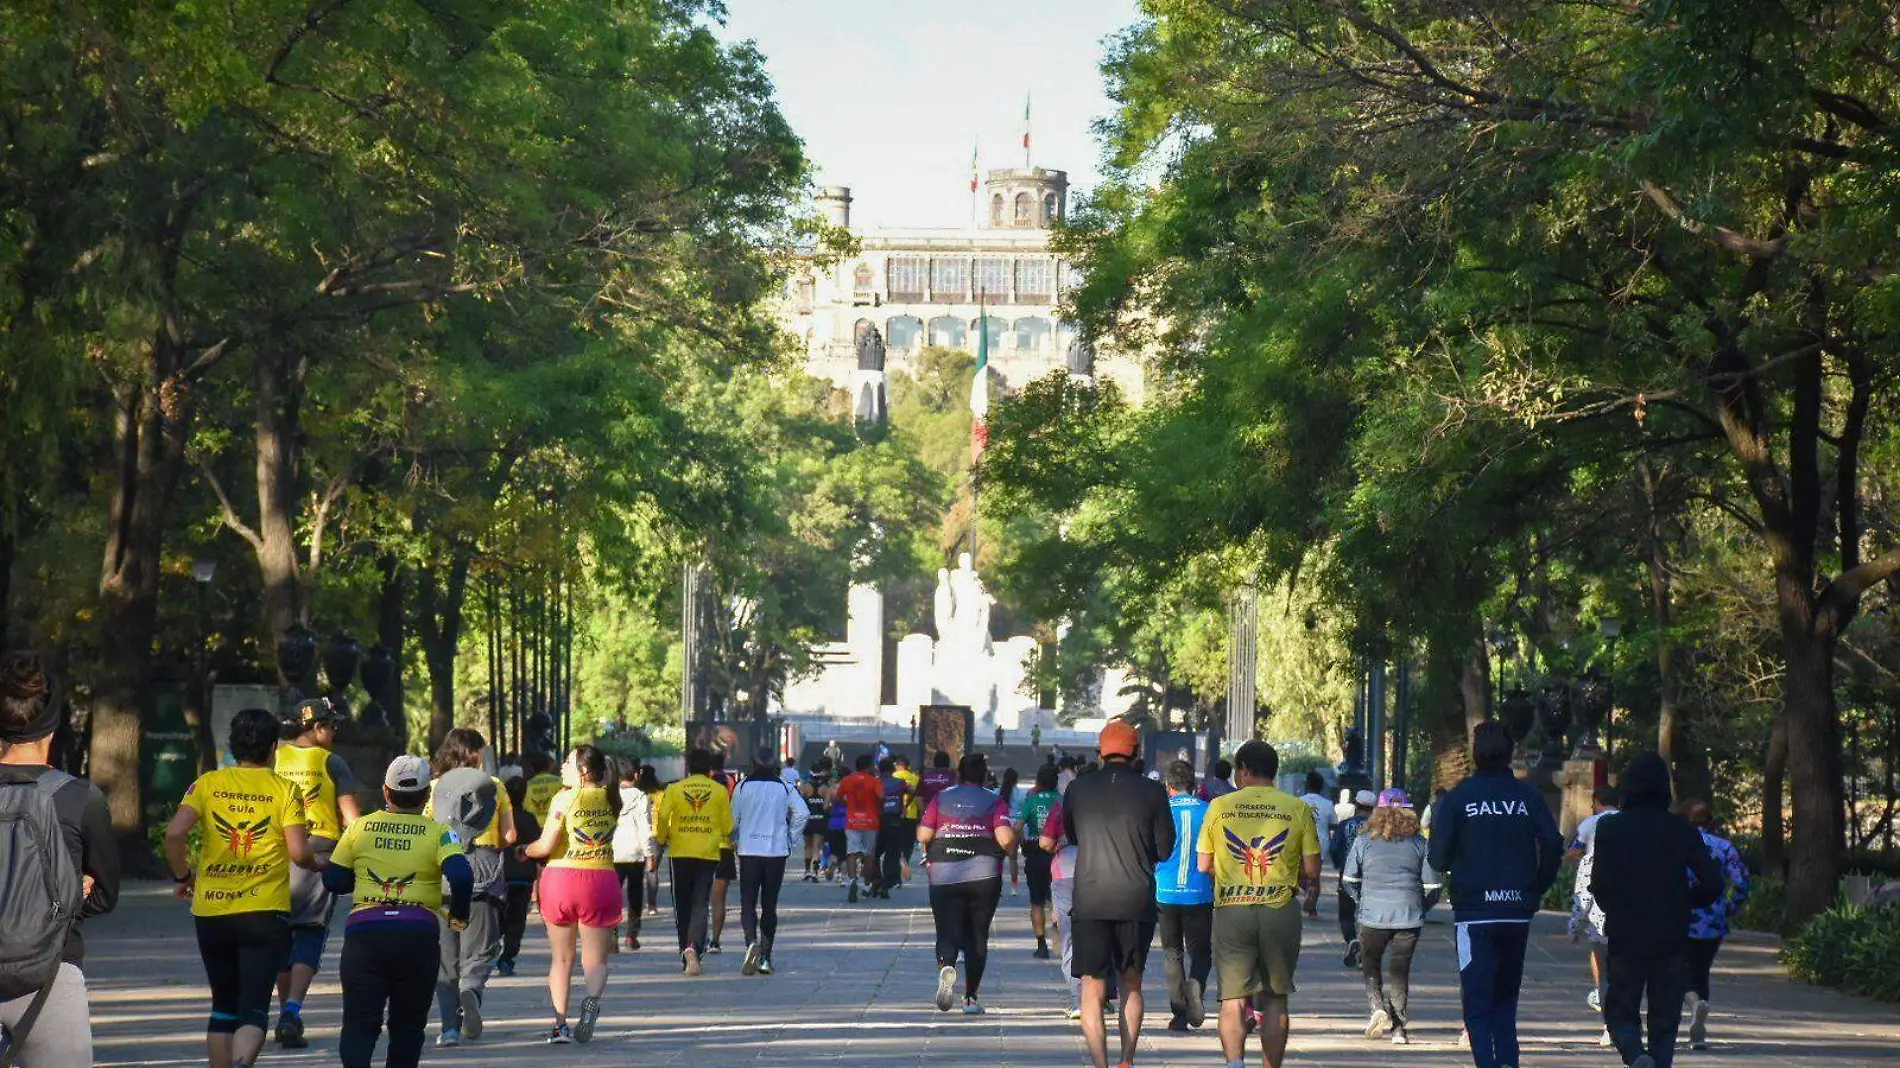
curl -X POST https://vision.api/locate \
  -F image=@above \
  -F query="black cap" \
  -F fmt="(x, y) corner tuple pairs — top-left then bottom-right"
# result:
(293, 697), (344, 729)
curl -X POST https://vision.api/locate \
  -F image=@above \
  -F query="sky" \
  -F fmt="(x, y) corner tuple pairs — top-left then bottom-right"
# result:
(719, 0), (1143, 229)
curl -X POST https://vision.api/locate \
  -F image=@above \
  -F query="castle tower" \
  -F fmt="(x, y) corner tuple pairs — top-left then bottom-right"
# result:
(983, 168), (1068, 230)
(816, 185), (853, 228)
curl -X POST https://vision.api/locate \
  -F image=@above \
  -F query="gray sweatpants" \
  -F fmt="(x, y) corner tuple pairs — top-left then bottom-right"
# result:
(435, 899), (501, 1029)
(1050, 876), (1079, 1006)
(0, 963), (91, 1066)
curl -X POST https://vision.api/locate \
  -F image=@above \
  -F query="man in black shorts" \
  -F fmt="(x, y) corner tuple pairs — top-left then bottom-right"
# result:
(1062, 721), (1174, 1068)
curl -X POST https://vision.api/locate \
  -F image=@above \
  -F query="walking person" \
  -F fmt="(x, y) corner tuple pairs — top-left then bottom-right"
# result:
(654, 748), (733, 975)
(918, 752), (1014, 1014)
(522, 745), (622, 1044)
(1000, 766), (1023, 897)
(1428, 721), (1564, 1068)
(522, 753), (563, 825)
(1038, 798), (1085, 1018)
(271, 699), (361, 1050)
(1678, 800), (1750, 1050)
(732, 746), (806, 976)
(167, 708), (322, 1068)
(1156, 760), (1213, 1033)
(495, 775), (541, 977)
(874, 756), (912, 896)
(1296, 771), (1335, 859)
(1341, 788), (1440, 1045)
(612, 758), (653, 951)
(0, 651), (121, 1067)
(837, 754), (884, 902)
(706, 754), (740, 953)
(1331, 789), (1372, 967)
(636, 765), (666, 913)
(1017, 764), (1062, 960)
(323, 755), (474, 1068)
(1198, 741), (1321, 1068)
(1590, 753), (1724, 1068)
(894, 754), (923, 884)
(1062, 721), (1175, 1068)
(425, 728), (513, 1047)
(1567, 785), (1621, 1016)
(801, 763), (831, 881)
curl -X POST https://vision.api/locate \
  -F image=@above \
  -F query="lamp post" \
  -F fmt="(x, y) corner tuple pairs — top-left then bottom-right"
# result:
(191, 559), (216, 770)
(1600, 617), (1622, 761)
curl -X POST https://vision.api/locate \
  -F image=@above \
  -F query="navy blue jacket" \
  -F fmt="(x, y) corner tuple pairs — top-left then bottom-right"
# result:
(1427, 768), (1563, 922)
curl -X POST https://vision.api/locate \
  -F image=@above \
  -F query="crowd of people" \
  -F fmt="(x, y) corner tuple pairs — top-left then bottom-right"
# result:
(0, 646), (1765, 1068)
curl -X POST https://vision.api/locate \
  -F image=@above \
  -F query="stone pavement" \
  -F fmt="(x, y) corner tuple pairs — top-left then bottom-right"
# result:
(85, 870), (1900, 1067)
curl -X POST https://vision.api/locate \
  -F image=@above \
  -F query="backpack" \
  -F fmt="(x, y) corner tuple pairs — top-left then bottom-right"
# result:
(0, 772), (83, 1007)
(432, 768), (503, 896)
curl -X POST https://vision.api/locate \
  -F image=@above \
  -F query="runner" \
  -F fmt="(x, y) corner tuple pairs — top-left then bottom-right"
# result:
(731, 746), (805, 976)
(522, 754), (563, 825)
(1197, 740), (1320, 1068)
(1590, 752), (1723, 1068)
(1678, 799), (1750, 1050)
(636, 765), (666, 914)
(801, 760), (831, 882)
(1296, 771), (1335, 863)
(918, 750), (956, 812)
(495, 775), (541, 978)
(1017, 764), (1061, 960)
(323, 755), (473, 1068)
(1062, 721), (1174, 1068)
(271, 698), (360, 1050)
(425, 728), (513, 1047)
(1567, 784), (1621, 1015)
(612, 757), (653, 951)
(654, 748), (734, 975)
(1428, 721), (1563, 1068)
(823, 766), (849, 882)
(1341, 788), (1440, 1045)
(1331, 789), (1372, 967)
(1038, 797), (1084, 1018)
(894, 754), (922, 884)
(0, 651), (121, 1067)
(166, 707), (321, 1068)
(837, 754), (884, 903)
(918, 752), (1013, 1014)
(1200, 759), (1236, 801)
(521, 745), (621, 1043)
(874, 756), (912, 897)
(1155, 760), (1213, 1033)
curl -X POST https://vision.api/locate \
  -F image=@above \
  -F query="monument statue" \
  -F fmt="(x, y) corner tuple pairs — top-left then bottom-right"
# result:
(932, 567), (954, 640)
(854, 320), (886, 372)
(1065, 333), (1095, 377)
(948, 552), (993, 653)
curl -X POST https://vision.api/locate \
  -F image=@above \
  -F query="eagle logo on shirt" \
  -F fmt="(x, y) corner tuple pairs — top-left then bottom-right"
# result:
(1223, 827), (1289, 884)
(572, 827), (610, 848)
(681, 789), (712, 813)
(212, 813), (273, 856)
(366, 868), (416, 899)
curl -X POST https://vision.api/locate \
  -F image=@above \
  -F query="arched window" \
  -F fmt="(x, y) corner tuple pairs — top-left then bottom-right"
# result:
(1014, 316), (1051, 351)
(886, 315), (923, 350)
(928, 315), (967, 349)
(990, 194), (1005, 227)
(976, 315), (1008, 351)
(1043, 192), (1060, 225)
(1013, 192), (1033, 226)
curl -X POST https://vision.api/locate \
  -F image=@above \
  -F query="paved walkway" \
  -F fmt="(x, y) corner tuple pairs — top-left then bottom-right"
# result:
(85, 871), (1900, 1066)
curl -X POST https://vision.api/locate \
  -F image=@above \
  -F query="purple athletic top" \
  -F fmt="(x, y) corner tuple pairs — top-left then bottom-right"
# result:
(920, 785), (1008, 886)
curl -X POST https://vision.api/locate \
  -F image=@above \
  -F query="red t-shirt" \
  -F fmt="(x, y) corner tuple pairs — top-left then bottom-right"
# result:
(838, 771), (885, 832)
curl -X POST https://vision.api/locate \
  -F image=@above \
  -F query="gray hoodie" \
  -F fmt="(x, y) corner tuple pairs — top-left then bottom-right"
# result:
(1342, 833), (1442, 930)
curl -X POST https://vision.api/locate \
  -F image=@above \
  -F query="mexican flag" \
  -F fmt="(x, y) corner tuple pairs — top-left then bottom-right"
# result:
(969, 140), (980, 194)
(971, 300), (990, 460)
(1021, 94), (1032, 158)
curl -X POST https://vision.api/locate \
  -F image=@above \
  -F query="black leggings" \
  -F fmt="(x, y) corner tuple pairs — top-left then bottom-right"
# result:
(614, 863), (645, 938)
(499, 881), (532, 966)
(671, 856), (718, 952)
(1359, 926), (1420, 1024)
(875, 825), (906, 891)
(739, 855), (788, 948)
(1686, 937), (1722, 1000)
(339, 924), (438, 1068)
(929, 877), (1001, 996)
(195, 912), (291, 1034)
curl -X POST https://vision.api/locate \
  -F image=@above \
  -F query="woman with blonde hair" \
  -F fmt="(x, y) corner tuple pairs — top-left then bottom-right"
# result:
(1341, 788), (1441, 1045)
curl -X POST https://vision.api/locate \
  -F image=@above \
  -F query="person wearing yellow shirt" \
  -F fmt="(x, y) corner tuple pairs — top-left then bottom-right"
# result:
(271, 698), (362, 1050)
(522, 753), (563, 824)
(166, 708), (322, 1068)
(654, 747), (734, 976)
(424, 727), (516, 1047)
(321, 755), (473, 1068)
(895, 754), (923, 884)
(1197, 740), (1322, 1068)
(523, 745), (620, 1045)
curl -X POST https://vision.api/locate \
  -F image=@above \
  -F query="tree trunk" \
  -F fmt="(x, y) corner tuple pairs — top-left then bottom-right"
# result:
(93, 378), (189, 872)
(1637, 459), (1696, 791)
(1779, 624), (1845, 929)
(254, 348), (305, 669)
(1762, 710), (1787, 875)
(416, 550), (471, 752)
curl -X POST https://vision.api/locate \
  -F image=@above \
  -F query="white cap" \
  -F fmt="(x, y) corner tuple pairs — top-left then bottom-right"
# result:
(1355, 789), (1377, 808)
(385, 754), (431, 791)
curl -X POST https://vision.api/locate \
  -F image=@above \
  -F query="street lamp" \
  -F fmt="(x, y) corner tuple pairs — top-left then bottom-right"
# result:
(1600, 618), (1622, 760)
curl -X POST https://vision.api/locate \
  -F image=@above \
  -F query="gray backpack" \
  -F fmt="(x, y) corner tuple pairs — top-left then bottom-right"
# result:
(433, 768), (503, 895)
(0, 771), (83, 1058)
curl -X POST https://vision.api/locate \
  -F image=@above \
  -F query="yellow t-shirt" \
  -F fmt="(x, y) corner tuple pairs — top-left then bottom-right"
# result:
(1197, 784), (1321, 908)
(425, 776), (512, 849)
(545, 786), (616, 870)
(274, 743), (343, 840)
(654, 774), (734, 862)
(183, 766), (308, 917)
(331, 810), (463, 914)
(524, 774), (563, 823)
(897, 768), (922, 820)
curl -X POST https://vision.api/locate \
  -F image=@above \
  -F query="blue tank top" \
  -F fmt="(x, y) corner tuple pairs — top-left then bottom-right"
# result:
(1156, 793), (1215, 905)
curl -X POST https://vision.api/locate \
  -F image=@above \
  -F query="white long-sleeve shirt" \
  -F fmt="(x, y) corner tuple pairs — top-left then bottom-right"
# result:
(732, 776), (805, 857)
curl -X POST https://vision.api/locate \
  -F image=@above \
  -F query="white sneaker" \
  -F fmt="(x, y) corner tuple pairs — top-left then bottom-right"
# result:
(1365, 1008), (1391, 1038)
(1389, 1030), (1410, 1045)
(459, 989), (483, 1040)
(935, 965), (958, 1012)
(1599, 1028), (1615, 1047)
(1587, 986), (1602, 1012)
(436, 1029), (461, 1048)
(1690, 999), (1711, 1049)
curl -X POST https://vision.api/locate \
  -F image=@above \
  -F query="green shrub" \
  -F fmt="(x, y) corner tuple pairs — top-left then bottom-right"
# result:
(1782, 900), (1900, 1003)
(1732, 875), (1784, 933)
(1542, 861), (1579, 911)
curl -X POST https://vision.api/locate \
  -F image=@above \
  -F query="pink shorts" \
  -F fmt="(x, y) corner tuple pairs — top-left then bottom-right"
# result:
(538, 867), (622, 929)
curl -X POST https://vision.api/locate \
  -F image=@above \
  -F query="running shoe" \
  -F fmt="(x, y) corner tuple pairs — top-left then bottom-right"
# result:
(1390, 1029), (1410, 1045)
(962, 996), (984, 1015)
(459, 989), (483, 1040)
(1033, 940), (1051, 960)
(1599, 1028), (1614, 1047)
(547, 1024), (572, 1045)
(1343, 939), (1361, 968)
(742, 942), (762, 977)
(436, 1029), (462, 1048)
(707, 940), (723, 955)
(625, 935), (640, 951)
(575, 995), (601, 1043)
(1064, 1004), (1082, 1021)
(682, 947), (702, 977)
(1365, 1008), (1391, 1038)
(1689, 999), (1711, 1048)
(1165, 1015), (1190, 1032)
(496, 959), (516, 977)
(1457, 1027), (1470, 1048)
(758, 957), (775, 976)
(1587, 986), (1602, 1012)
(275, 1012), (307, 1049)
(1184, 978), (1206, 1028)
(848, 881), (859, 903)
(935, 965), (958, 1012)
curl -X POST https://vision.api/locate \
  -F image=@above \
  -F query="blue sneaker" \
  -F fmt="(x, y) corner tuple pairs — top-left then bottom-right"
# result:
(547, 1024), (572, 1045)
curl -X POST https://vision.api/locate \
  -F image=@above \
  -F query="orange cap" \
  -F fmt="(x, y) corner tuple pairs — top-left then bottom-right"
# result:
(1098, 721), (1139, 758)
